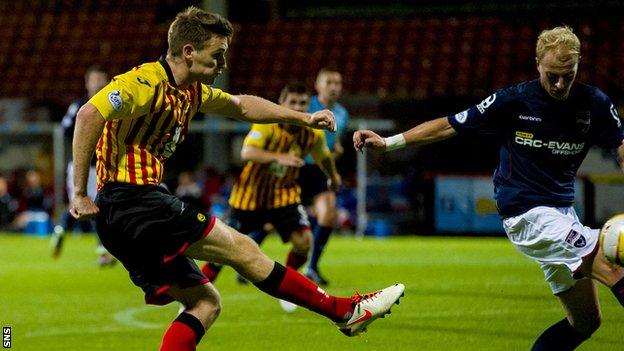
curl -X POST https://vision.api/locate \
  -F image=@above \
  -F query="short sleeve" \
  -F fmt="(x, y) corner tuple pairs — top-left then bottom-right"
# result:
(448, 89), (511, 135)
(89, 72), (155, 121)
(198, 84), (233, 113)
(243, 124), (273, 148)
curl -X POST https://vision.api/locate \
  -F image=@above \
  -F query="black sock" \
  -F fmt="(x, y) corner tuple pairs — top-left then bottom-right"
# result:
(531, 318), (590, 351)
(176, 312), (205, 343)
(253, 261), (287, 293)
(611, 277), (624, 307)
(308, 225), (332, 271)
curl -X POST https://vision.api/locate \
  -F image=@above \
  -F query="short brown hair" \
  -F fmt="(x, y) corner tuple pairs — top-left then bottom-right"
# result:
(536, 26), (580, 62)
(279, 82), (310, 103)
(168, 6), (233, 57)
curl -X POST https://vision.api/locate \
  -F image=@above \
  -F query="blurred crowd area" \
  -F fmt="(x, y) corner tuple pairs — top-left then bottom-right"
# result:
(0, 165), (395, 234)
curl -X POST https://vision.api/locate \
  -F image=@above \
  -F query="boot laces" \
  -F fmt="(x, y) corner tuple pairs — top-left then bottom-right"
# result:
(351, 290), (381, 306)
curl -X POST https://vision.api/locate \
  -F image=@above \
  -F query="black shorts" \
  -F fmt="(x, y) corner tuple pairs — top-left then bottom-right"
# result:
(298, 164), (329, 206)
(227, 204), (310, 243)
(95, 183), (216, 305)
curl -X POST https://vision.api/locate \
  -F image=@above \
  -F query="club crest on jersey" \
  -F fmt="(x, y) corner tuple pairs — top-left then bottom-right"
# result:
(564, 229), (587, 248)
(108, 90), (123, 111)
(575, 111), (591, 135)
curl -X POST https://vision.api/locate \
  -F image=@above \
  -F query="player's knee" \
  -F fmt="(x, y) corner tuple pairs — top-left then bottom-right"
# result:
(291, 233), (311, 253)
(316, 206), (335, 226)
(181, 289), (222, 326)
(317, 212), (335, 227)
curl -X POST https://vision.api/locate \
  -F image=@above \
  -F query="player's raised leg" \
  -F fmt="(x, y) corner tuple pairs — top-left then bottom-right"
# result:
(184, 218), (404, 336)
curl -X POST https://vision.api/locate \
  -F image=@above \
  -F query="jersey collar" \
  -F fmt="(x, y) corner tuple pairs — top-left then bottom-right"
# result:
(158, 55), (178, 87)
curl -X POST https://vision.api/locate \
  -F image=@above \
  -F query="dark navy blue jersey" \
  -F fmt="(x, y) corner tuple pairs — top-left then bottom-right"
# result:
(61, 96), (96, 165)
(448, 79), (623, 217)
(61, 96), (88, 142)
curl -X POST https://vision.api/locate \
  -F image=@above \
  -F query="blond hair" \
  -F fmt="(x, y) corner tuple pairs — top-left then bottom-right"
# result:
(168, 6), (233, 57)
(536, 26), (580, 62)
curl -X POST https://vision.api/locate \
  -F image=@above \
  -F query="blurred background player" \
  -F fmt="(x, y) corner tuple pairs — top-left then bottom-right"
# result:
(354, 26), (624, 351)
(252, 68), (349, 286)
(200, 82), (341, 311)
(303, 68), (349, 285)
(51, 65), (115, 266)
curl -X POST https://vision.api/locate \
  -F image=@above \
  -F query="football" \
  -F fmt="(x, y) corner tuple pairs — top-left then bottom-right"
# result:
(600, 214), (624, 265)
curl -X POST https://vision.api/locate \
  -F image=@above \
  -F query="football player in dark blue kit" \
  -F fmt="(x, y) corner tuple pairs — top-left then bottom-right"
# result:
(354, 26), (624, 351)
(51, 65), (116, 266)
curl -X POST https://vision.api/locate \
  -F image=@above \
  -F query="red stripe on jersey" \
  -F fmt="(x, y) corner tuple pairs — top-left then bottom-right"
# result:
(150, 153), (158, 182)
(140, 148), (148, 184)
(104, 121), (114, 182)
(127, 145), (136, 183)
(149, 85), (160, 114)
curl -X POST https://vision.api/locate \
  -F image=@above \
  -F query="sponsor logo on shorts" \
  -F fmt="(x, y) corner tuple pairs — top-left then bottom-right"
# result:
(197, 213), (206, 222)
(565, 229), (587, 248)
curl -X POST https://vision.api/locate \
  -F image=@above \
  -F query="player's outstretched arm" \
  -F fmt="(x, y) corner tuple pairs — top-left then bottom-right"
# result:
(241, 146), (304, 167)
(220, 95), (336, 132)
(353, 116), (457, 152)
(70, 103), (104, 220)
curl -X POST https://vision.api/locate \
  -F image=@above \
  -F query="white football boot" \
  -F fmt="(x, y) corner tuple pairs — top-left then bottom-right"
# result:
(336, 283), (405, 336)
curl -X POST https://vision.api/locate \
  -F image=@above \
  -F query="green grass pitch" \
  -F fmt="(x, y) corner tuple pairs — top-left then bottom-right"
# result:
(1, 233), (622, 350)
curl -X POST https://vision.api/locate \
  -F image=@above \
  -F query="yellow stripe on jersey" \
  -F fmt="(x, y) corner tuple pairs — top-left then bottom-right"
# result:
(89, 57), (231, 189)
(229, 124), (329, 210)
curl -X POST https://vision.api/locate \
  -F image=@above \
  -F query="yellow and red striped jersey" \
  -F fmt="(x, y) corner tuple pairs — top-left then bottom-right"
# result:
(229, 123), (330, 210)
(89, 57), (231, 189)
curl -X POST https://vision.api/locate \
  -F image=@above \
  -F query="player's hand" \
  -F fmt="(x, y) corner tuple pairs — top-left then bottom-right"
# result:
(353, 130), (385, 152)
(309, 110), (336, 132)
(328, 174), (342, 192)
(69, 194), (99, 220)
(276, 153), (304, 167)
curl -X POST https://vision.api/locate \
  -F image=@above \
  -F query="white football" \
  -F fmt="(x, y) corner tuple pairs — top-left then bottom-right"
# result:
(600, 214), (624, 266)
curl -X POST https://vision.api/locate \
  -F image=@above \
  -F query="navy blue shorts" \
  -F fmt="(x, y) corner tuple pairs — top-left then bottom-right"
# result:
(95, 183), (216, 305)
(227, 204), (310, 242)
(298, 164), (329, 206)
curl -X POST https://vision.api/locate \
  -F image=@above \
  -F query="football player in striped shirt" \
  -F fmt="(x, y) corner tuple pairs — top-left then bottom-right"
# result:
(69, 7), (404, 350)
(203, 83), (340, 311)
